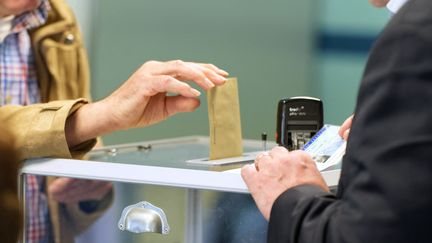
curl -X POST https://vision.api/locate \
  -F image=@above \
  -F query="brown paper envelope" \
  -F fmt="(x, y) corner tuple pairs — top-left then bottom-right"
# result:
(207, 77), (243, 160)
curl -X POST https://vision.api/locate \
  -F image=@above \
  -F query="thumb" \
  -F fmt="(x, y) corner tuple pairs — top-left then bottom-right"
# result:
(165, 96), (200, 117)
(343, 129), (350, 141)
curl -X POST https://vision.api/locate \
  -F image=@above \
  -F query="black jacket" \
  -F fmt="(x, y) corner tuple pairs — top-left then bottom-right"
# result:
(268, 0), (432, 242)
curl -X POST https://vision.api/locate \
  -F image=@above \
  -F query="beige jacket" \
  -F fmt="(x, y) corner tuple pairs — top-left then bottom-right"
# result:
(0, 0), (112, 242)
(0, 125), (20, 243)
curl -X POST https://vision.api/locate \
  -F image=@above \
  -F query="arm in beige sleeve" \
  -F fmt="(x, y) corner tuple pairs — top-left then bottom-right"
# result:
(0, 60), (231, 161)
(0, 99), (97, 160)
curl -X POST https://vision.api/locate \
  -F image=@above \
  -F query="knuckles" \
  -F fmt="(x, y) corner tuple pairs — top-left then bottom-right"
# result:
(206, 63), (217, 70)
(159, 75), (174, 87)
(172, 59), (186, 69)
(279, 150), (313, 170)
(142, 60), (158, 69)
(241, 165), (254, 181)
(271, 146), (288, 155)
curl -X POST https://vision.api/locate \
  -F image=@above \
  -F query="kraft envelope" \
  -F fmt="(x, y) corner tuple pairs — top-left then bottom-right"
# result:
(207, 77), (243, 160)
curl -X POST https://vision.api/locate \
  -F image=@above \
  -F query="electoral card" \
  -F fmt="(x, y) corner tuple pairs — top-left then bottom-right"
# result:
(302, 124), (346, 171)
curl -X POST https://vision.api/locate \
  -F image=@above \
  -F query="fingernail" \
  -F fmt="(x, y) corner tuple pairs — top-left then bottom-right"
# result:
(191, 88), (201, 96)
(217, 75), (228, 83)
(219, 69), (229, 76)
(206, 78), (215, 88)
(343, 130), (350, 140)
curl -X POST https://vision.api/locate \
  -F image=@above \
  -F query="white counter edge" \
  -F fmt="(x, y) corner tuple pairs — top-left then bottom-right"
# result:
(21, 158), (340, 193)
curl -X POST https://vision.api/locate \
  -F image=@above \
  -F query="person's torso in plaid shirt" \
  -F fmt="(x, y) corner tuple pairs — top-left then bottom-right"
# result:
(0, 1), (52, 242)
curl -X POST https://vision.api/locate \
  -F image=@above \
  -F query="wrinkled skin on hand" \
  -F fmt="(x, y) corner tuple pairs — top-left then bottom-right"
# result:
(241, 147), (329, 220)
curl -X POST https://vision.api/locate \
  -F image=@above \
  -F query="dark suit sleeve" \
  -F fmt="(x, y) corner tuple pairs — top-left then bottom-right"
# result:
(267, 1), (432, 242)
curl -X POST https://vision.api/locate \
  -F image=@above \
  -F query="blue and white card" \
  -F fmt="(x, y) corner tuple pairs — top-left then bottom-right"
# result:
(302, 124), (346, 171)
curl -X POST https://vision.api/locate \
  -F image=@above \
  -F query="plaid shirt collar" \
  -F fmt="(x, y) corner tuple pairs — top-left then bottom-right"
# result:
(12, 0), (50, 34)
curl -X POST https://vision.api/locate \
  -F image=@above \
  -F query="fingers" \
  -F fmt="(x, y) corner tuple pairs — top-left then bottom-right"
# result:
(241, 164), (258, 184)
(253, 147), (289, 172)
(85, 181), (113, 201)
(164, 96), (200, 116)
(147, 75), (201, 97)
(58, 181), (111, 203)
(288, 150), (316, 168)
(254, 152), (272, 171)
(49, 178), (85, 202)
(49, 178), (112, 203)
(268, 146), (289, 160)
(144, 60), (228, 90)
(339, 115), (354, 139)
(189, 63), (227, 86)
(254, 147), (314, 173)
(199, 63), (229, 77)
(49, 178), (84, 194)
(342, 129), (350, 141)
(127, 59), (230, 104)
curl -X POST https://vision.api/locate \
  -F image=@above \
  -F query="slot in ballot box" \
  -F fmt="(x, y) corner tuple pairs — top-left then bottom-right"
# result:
(19, 136), (341, 243)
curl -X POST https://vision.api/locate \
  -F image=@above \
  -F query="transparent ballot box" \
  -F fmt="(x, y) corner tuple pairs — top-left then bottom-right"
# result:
(20, 136), (341, 243)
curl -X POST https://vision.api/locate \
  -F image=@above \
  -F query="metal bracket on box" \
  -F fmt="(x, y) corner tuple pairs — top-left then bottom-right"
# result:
(186, 151), (262, 166)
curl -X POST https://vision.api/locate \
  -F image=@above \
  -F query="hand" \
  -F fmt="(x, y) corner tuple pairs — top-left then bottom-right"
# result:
(65, 60), (229, 147)
(101, 60), (228, 129)
(48, 178), (112, 204)
(338, 115), (354, 141)
(241, 147), (329, 220)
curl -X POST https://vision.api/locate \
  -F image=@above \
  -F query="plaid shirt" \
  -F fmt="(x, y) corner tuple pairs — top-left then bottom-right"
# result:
(0, 1), (51, 242)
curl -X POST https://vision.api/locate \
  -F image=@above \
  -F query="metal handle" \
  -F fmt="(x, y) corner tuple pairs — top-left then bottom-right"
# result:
(118, 201), (170, 234)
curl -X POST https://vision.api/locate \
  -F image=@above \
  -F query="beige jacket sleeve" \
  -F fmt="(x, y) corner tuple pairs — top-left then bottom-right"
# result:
(0, 98), (113, 243)
(0, 99), (96, 160)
